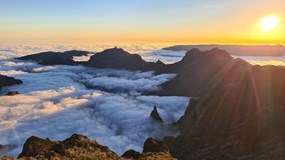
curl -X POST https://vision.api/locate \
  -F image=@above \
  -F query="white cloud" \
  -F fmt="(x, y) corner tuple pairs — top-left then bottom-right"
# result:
(0, 58), (189, 157)
(3, 44), (285, 158)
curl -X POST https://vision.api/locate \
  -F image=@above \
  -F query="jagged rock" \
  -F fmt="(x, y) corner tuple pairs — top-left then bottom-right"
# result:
(143, 138), (169, 153)
(1, 134), (175, 160)
(18, 50), (91, 65)
(122, 150), (142, 159)
(6, 91), (20, 96)
(0, 75), (22, 90)
(150, 106), (163, 123)
(17, 134), (124, 160)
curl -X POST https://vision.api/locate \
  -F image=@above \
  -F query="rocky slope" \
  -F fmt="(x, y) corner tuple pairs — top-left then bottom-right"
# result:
(1, 134), (174, 160)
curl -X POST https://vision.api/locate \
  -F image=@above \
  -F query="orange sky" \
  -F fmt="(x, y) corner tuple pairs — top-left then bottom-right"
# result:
(0, 0), (284, 45)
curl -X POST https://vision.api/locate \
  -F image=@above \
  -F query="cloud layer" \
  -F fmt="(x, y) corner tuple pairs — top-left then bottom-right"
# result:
(1, 44), (285, 157)
(0, 56), (189, 157)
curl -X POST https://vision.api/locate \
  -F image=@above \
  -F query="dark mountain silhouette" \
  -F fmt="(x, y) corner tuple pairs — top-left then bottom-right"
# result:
(161, 49), (285, 159)
(86, 47), (166, 72)
(18, 50), (91, 65)
(164, 44), (285, 56)
(0, 74), (22, 90)
(161, 48), (235, 96)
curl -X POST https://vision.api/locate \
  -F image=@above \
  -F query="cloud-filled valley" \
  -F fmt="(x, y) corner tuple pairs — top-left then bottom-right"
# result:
(0, 47), (190, 157)
(1, 44), (285, 158)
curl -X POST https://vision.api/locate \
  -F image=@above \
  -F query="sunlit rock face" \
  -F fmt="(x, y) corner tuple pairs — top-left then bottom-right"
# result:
(1, 134), (174, 160)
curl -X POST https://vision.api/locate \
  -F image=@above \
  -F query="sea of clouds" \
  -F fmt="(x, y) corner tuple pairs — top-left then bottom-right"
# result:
(0, 44), (190, 157)
(1, 44), (285, 157)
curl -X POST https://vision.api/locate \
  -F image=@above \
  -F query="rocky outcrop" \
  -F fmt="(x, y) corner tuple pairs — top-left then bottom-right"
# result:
(17, 134), (124, 160)
(150, 106), (163, 123)
(18, 50), (90, 65)
(0, 134), (174, 160)
(0, 74), (22, 90)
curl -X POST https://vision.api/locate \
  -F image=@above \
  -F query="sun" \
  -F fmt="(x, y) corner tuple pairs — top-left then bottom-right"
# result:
(260, 16), (279, 32)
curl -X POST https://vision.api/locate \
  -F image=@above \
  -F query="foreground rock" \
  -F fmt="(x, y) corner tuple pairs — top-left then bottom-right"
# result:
(1, 134), (174, 160)
(17, 134), (124, 160)
(0, 75), (22, 90)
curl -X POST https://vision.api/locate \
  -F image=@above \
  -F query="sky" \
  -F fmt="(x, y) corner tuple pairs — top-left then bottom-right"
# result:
(0, 0), (284, 45)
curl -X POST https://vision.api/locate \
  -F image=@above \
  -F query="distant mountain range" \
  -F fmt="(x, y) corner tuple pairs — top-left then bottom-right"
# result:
(2, 47), (285, 159)
(164, 44), (285, 56)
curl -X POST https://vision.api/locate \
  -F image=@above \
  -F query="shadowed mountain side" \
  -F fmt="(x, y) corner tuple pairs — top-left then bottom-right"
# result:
(18, 50), (91, 65)
(161, 48), (235, 97)
(164, 44), (285, 56)
(0, 74), (22, 90)
(163, 58), (285, 159)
